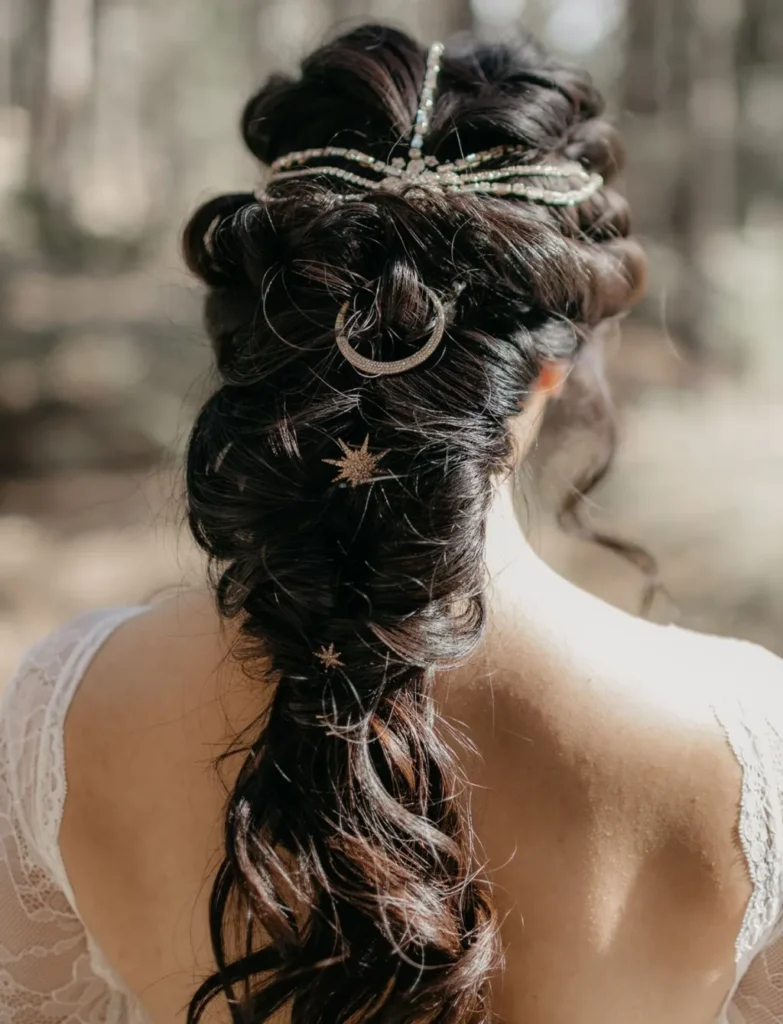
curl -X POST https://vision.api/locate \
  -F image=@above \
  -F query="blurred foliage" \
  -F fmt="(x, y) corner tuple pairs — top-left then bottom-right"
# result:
(16, 187), (151, 272)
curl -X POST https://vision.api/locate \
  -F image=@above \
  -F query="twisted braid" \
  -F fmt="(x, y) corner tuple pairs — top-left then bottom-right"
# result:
(183, 23), (645, 1024)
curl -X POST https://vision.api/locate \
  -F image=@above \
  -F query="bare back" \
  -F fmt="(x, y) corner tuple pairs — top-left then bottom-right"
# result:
(58, 574), (754, 1024)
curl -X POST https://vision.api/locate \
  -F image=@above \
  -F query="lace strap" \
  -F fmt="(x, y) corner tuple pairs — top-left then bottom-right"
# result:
(2, 606), (149, 909)
(709, 647), (783, 973)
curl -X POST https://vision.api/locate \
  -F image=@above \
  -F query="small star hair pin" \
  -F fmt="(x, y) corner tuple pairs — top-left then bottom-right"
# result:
(315, 642), (344, 670)
(323, 435), (389, 488)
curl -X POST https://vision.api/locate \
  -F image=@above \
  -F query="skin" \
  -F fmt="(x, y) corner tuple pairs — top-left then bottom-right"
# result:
(59, 366), (757, 1023)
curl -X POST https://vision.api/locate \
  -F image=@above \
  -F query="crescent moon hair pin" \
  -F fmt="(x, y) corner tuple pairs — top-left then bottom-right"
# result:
(335, 286), (446, 377)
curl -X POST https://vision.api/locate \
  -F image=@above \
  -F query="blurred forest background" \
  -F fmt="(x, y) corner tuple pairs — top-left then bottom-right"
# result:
(0, 0), (782, 677)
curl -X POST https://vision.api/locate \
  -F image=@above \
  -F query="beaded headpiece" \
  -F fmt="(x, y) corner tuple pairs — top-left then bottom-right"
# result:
(261, 41), (604, 207)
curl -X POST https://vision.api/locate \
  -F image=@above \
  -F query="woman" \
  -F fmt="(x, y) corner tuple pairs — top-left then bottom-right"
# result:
(0, 23), (780, 1024)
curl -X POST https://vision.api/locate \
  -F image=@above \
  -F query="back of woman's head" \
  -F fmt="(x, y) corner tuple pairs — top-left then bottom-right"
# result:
(183, 23), (646, 1024)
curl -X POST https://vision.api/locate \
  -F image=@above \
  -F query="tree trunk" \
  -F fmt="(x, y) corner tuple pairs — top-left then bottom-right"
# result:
(18, 0), (53, 194)
(623, 0), (664, 115)
(622, 0), (742, 354)
(736, 0), (781, 220)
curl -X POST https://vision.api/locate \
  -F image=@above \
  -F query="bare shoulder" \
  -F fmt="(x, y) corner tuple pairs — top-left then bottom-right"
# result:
(631, 623), (782, 948)
(59, 591), (263, 1021)
(575, 621), (765, 921)
(446, 614), (765, 1011)
(628, 623), (778, 874)
(61, 591), (251, 847)
(453, 615), (778, 865)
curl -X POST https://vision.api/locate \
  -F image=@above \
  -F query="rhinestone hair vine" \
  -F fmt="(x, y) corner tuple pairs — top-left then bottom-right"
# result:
(258, 41), (604, 207)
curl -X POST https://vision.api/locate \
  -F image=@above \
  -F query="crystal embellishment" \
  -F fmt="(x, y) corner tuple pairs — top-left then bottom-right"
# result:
(334, 287), (447, 377)
(408, 41), (443, 160)
(258, 41), (604, 208)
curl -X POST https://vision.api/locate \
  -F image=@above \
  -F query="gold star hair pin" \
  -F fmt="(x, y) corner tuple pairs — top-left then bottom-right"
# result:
(315, 642), (344, 670)
(323, 435), (389, 488)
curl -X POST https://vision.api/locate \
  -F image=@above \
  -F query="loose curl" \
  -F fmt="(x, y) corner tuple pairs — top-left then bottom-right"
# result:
(182, 24), (646, 1024)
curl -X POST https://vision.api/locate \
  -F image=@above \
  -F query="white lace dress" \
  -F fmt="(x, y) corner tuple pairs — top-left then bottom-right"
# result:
(0, 609), (151, 1024)
(0, 606), (782, 1024)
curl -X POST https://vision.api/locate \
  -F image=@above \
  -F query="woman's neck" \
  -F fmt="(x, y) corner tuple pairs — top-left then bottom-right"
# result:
(484, 477), (550, 589)
(482, 475), (619, 647)
(480, 474), (645, 680)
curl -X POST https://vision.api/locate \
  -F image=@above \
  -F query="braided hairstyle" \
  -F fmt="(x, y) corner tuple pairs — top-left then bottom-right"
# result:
(183, 23), (646, 1024)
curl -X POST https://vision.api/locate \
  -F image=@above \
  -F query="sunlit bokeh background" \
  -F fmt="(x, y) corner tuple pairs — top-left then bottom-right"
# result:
(1, 0), (782, 676)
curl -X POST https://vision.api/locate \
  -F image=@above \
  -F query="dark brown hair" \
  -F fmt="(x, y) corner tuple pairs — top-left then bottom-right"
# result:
(182, 23), (646, 1024)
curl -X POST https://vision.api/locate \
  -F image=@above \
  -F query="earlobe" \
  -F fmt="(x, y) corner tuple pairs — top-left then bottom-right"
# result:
(536, 361), (568, 398)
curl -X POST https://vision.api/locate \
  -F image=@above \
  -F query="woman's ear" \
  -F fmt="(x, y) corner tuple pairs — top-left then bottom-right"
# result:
(536, 360), (569, 398)
(508, 360), (570, 463)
